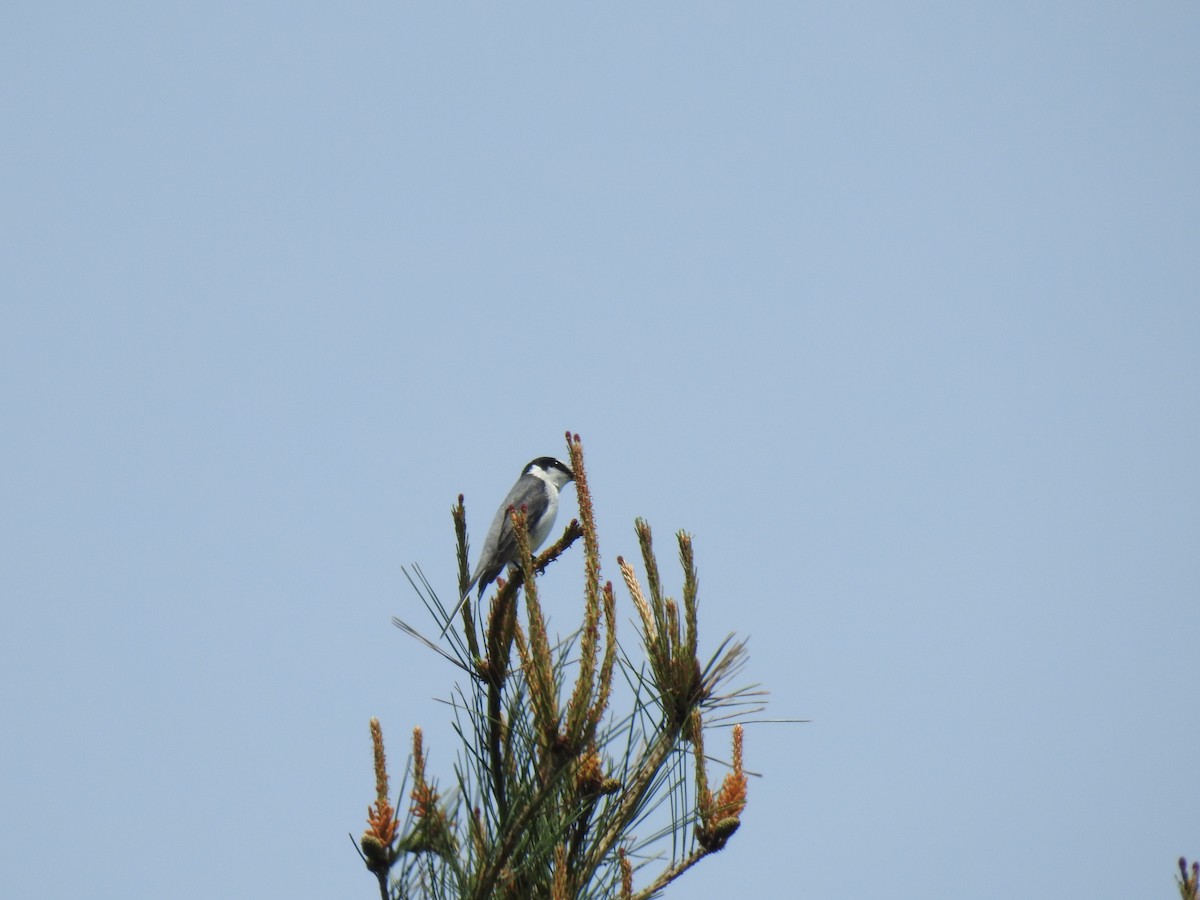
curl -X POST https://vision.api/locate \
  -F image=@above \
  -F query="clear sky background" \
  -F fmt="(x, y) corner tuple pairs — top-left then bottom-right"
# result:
(2, 4), (1197, 898)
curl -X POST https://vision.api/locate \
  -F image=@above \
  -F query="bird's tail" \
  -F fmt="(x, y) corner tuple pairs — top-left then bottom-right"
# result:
(439, 578), (478, 638)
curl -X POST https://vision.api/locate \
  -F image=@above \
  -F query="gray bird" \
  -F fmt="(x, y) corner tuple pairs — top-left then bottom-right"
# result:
(441, 456), (574, 635)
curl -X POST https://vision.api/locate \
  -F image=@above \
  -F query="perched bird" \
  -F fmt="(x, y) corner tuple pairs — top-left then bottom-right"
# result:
(441, 456), (574, 636)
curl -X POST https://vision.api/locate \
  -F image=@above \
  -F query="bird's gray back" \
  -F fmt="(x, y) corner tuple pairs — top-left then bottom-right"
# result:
(473, 473), (552, 586)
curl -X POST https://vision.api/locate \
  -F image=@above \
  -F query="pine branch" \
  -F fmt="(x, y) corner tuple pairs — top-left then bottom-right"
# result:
(355, 433), (768, 899)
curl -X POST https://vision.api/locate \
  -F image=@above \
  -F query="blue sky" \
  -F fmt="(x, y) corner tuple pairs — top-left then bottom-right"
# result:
(2, 4), (1197, 898)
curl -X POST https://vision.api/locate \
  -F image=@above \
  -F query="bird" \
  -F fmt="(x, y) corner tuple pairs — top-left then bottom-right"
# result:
(441, 456), (574, 636)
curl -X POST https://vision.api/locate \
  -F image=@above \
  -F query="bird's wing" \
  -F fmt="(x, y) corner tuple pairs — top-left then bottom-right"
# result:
(485, 475), (552, 576)
(440, 476), (553, 639)
(512, 479), (551, 535)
